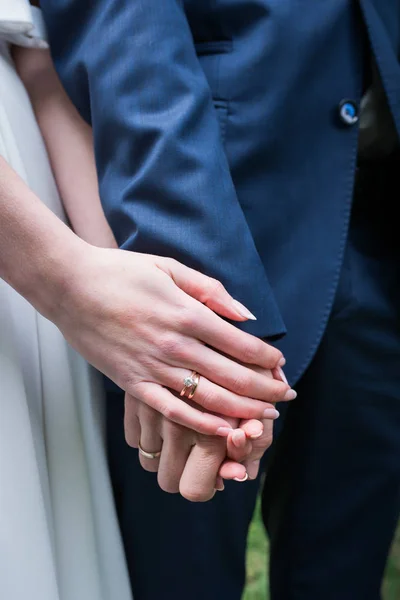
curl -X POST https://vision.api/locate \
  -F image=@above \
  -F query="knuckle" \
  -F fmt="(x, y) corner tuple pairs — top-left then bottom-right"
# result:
(206, 278), (226, 298)
(264, 346), (283, 367)
(158, 334), (187, 360)
(162, 419), (185, 440)
(231, 374), (252, 396)
(176, 306), (199, 331)
(197, 387), (220, 412)
(160, 403), (178, 423)
(240, 341), (260, 364)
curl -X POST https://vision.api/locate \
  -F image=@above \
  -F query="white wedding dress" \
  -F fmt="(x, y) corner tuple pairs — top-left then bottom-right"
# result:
(0, 2), (133, 599)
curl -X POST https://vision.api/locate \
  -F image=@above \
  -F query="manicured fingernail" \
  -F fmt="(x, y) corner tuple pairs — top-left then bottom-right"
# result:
(216, 427), (233, 437)
(248, 460), (261, 480)
(216, 484), (225, 492)
(249, 430), (263, 439)
(232, 299), (257, 321)
(278, 357), (286, 367)
(234, 473), (249, 483)
(263, 408), (280, 419)
(232, 430), (245, 448)
(277, 366), (288, 385)
(284, 389), (297, 401)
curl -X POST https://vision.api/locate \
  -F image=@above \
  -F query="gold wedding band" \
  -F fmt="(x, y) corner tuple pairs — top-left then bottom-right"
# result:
(179, 371), (200, 399)
(138, 442), (162, 460)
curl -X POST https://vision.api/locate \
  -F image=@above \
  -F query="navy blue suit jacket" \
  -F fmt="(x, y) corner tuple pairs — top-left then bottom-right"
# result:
(41, 0), (400, 384)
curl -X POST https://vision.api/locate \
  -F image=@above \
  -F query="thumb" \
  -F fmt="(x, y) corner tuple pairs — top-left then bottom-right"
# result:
(240, 418), (275, 480)
(157, 258), (257, 322)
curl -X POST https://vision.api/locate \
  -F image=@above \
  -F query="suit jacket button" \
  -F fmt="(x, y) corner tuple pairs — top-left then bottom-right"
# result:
(338, 99), (359, 126)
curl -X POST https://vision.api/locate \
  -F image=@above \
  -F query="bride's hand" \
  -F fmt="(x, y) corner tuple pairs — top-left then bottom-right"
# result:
(53, 245), (293, 436)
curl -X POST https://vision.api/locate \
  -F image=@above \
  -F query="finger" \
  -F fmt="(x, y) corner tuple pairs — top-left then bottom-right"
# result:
(157, 421), (193, 494)
(181, 346), (293, 404)
(184, 300), (285, 369)
(226, 429), (253, 462)
(273, 365), (290, 386)
(179, 436), (226, 502)
(157, 258), (256, 322)
(162, 367), (283, 420)
(239, 419), (264, 440)
(215, 476), (225, 491)
(137, 403), (163, 473)
(241, 418), (275, 479)
(124, 393), (141, 448)
(218, 460), (248, 481)
(133, 382), (233, 436)
(245, 459), (261, 481)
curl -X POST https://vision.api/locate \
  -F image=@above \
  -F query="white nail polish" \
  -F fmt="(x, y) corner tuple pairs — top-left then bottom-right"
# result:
(284, 389), (297, 401)
(263, 408), (280, 419)
(232, 299), (257, 320)
(277, 366), (289, 385)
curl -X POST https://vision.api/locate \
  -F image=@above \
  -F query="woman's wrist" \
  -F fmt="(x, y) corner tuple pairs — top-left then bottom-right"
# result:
(0, 156), (88, 321)
(19, 229), (89, 323)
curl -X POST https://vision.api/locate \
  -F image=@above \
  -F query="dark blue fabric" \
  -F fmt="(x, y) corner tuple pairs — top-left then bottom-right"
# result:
(263, 177), (400, 599)
(40, 0), (399, 383)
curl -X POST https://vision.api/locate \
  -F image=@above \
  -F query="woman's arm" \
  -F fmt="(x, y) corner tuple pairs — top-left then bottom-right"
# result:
(12, 46), (117, 249)
(0, 155), (86, 315)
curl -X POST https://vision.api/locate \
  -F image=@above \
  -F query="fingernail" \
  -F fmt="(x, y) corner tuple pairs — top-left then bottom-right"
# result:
(277, 366), (288, 385)
(216, 484), (225, 492)
(232, 430), (245, 448)
(284, 389), (297, 401)
(234, 473), (249, 483)
(249, 430), (263, 440)
(278, 357), (286, 367)
(216, 427), (233, 437)
(232, 299), (257, 321)
(263, 408), (280, 419)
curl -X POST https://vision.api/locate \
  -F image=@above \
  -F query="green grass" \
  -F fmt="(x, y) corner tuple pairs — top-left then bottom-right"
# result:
(243, 499), (400, 600)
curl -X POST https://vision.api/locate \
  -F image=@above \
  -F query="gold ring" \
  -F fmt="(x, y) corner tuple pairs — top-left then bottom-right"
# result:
(179, 371), (200, 399)
(138, 442), (161, 460)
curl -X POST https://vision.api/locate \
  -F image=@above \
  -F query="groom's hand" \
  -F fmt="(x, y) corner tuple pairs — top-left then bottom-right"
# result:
(55, 246), (295, 439)
(124, 393), (248, 501)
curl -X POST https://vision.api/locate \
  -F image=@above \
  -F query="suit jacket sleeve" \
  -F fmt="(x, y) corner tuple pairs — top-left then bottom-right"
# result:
(40, 0), (285, 338)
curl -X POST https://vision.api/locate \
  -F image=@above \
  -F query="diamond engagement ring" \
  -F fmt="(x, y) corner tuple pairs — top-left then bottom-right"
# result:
(180, 371), (200, 400)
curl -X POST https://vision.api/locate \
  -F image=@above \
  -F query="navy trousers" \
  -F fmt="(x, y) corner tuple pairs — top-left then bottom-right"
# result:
(107, 165), (400, 600)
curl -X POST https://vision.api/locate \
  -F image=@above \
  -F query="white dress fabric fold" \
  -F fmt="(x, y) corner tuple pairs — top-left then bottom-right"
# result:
(0, 3), (133, 599)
